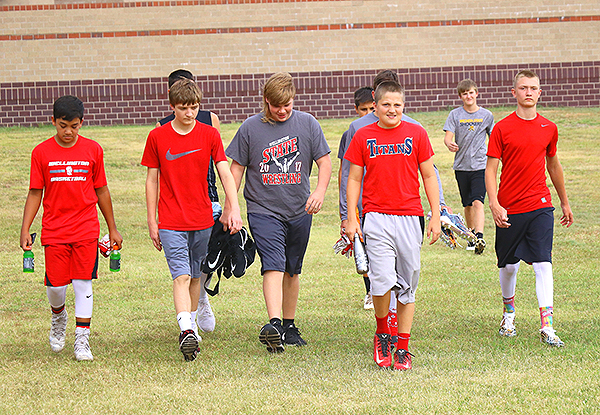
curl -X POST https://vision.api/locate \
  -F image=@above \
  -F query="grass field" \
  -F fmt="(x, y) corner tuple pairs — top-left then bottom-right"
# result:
(1, 107), (599, 414)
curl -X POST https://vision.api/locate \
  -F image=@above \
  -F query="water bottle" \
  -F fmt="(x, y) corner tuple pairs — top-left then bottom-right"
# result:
(354, 233), (369, 274)
(23, 250), (34, 273)
(23, 232), (36, 273)
(109, 249), (121, 272)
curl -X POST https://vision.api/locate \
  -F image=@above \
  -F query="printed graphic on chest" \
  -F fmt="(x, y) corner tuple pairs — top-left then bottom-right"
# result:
(48, 160), (90, 182)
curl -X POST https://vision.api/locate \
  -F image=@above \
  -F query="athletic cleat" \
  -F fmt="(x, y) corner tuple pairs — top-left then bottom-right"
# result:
(179, 329), (199, 361)
(196, 298), (216, 333)
(259, 323), (285, 353)
(540, 327), (564, 347)
(190, 322), (202, 342)
(474, 237), (486, 255)
(498, 312), (517, 337)
(282, 323), (307, 346)
(74, 327), (93, 361)
(466, 241), (476, 251)
(373, 333), (394, 368)
(393, 349), (414, 370)
(364, 292), (374, 310)
(49, 309), (68, 353)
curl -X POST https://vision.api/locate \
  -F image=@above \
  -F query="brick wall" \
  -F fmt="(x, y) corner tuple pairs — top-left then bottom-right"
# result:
(1, 0), (599, 126)
(3, 61), (599, 126)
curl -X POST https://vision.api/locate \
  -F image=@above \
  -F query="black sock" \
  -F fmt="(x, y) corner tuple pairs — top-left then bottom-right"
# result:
(363, 276), (370, 294)
(476, 232), (483, 239)
(282, 319), (294, 328)
(270, 317), (282, 327)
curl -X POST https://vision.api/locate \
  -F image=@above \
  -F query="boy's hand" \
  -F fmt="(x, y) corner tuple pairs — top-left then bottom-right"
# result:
(148, 220), (162, 251)
(444, 137), (459, 152)
(220, 208), (243, 234)
(109, 229), (123, 250)
(344, 219), (362, 242)
(490, 203), (510, 228)
(340, 219), (348, 236)
(560, 202), (574, 227)
(305, 189), (325, 215)
(20, 230), (33, 251)
(427, 218), (441, 245)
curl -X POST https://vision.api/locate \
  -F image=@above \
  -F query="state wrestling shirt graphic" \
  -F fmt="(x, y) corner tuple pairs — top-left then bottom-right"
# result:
(260, 135), (302, 186)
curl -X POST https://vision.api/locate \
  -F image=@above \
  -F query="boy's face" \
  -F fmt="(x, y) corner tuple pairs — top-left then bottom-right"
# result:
(171, 102), (200, 125)
(459, 88), (478, 107)
(355, 101), (375, 118)
(374, 92), (404, 129)
(52, 117), (82, 148)
(512, 76), (541, 109)
(266, 99), (293, 122)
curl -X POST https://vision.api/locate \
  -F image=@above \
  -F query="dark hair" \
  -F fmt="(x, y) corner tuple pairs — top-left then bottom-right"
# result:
(457, 79), (478, 95)
(168, 69), (194, 88)
(354, 87), (374, 107)
(169, 78), (202, 106)
(374, 81), (404, 103)
(372, 70), (399, 90)
(53, 95), (84, 121)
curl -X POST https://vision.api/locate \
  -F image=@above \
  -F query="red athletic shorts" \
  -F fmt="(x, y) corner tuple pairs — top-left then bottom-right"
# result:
(44, 239), (99, 287)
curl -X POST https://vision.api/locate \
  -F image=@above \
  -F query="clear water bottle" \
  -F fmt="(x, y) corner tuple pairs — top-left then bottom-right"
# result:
(354, 233), (369, 274)
(109, 249), (121, 272)
(23, 232), (36, 273)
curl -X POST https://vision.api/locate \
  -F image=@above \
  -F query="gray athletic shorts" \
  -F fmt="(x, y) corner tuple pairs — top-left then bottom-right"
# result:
(159, 229), (210, 280)
(363, 212), (424, 304)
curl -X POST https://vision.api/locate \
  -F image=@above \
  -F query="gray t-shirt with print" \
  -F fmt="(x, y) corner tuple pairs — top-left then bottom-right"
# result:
(443, 106), (494, 171)
(226, 110), (331, 221)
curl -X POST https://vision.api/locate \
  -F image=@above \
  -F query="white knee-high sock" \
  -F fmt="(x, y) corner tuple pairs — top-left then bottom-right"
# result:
(47, 286), (67, 309)
(499, 262), (520, 300)
(72, 279), (93, 319)
(533, 262), (554, 308)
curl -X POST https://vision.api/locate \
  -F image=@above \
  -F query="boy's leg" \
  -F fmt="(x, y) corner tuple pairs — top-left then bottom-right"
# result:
(72, 278), (94, 361)
(394, 300), (416, 369)
(263, 270), (284, 319)
(188, 229), (214, 333)
(47, 285), (68, 353)
(498, 263), (519, 337)
(533, 261), (563, 346)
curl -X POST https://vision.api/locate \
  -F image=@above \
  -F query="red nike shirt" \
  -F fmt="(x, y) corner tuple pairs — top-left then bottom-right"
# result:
(142, 121), (227, 231)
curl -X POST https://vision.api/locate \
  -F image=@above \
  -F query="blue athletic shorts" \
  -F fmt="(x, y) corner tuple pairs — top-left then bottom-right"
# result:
(247, 212), (312, 276)
(455, 169), (486, 207)
(159, 229), (211, 280)
(495, 207), (554, 268)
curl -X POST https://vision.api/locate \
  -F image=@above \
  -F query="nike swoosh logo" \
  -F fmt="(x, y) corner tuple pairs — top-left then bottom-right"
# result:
(541, 124), (550, 127)
(207, 251), (222, 269)
(375, 353), (386, 364)
(86, 294), (93, 298)
(165, 148), (201, 161)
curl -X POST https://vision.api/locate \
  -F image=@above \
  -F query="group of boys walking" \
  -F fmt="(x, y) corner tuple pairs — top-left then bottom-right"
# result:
(20, 68), (573, 368)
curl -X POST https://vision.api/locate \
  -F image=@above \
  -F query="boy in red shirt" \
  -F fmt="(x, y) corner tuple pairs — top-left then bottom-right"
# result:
(486, 70), (574, 347)
(142, 79), (242, 361)
(345, 81), (441, 370)
(20, 95), (123, 361)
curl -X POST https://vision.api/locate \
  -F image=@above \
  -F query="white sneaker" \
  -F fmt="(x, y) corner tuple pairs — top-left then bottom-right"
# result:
(196, 299), (216, 332)
(74, 327), (94, 361)
(363, 292), (374, 310)
(499, 312), (516, 337)
(190, 322), (203, 342)
(540, 326), (564, 347)
(49, 309), (68, 352)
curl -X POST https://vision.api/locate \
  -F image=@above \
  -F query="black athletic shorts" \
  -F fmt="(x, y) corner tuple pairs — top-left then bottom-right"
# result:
(455, 169), (486, 207)
(247, 212), (312, 276)
(495, 207), (554, 268)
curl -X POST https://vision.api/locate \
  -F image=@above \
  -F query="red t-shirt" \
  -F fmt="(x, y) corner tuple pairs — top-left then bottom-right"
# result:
(487, 112), (558, 214)
(29, 136), (107, 245)
(344, 121), (434, 216)
(141, 121), (227, 231)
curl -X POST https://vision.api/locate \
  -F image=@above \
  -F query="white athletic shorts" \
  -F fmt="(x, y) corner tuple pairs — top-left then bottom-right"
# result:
(363, 212), (423, 304)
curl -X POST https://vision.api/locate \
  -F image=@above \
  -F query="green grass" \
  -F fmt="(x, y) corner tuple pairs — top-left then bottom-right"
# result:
(1, 107), (599, 414)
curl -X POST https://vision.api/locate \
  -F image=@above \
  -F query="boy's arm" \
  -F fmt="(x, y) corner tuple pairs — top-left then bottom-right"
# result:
(444, 130), (459, 152)
(20, 189), (43, 250)
(95, 185), (123, 249)
(215, 160), (243, 234)
(229, 160), (246, 191)
(305, 154), (332, 215)
(485, 156), (510, 228)
(546, 154), (574, 227)
(145, 167), (162, 251)
(344, 163), (363, 241)
(210, 112), (221, 133)
(420, 158), (441, 245)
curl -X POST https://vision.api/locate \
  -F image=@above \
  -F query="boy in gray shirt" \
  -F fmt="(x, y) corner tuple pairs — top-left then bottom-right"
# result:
(443, 79), (494, 254)
(226, 72), (331, 353)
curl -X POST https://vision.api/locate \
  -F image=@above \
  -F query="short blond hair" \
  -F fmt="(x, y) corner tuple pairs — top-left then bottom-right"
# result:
(262, 72), (296, 123)
(169, 78), (202, 106)
(513, 70), (540, 88)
